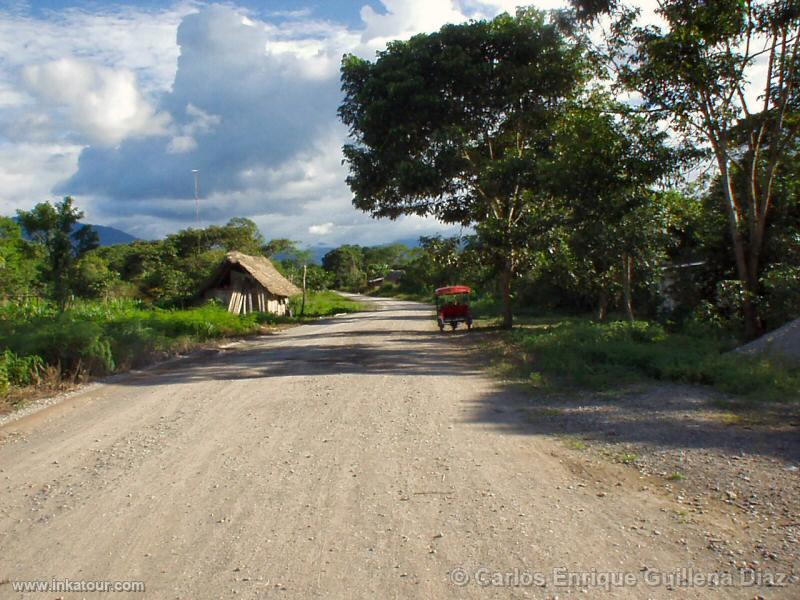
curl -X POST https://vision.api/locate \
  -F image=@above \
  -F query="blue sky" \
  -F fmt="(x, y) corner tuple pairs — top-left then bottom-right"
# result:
(0, 0), (575, 246)
(6, 1), (389, 25)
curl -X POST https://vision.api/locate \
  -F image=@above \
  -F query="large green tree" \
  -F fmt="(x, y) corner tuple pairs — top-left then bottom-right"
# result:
(401, 236), (465, 293)
(572, 0), (800, 338)
(0, 217), (41, 299)
(339, 9), (588, 327)
(322, 245), (367, 291)
(87, 218), (270, 305)
(16, 197), (99, 310)
(550, 96), (679, 319)
(362, 243), (413, 280)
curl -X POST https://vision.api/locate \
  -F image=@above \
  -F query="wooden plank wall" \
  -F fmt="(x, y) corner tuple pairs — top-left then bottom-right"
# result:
(219, 276), (288, 316)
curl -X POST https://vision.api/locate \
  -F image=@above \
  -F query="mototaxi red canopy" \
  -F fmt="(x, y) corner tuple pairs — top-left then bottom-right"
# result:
(435, 285), (472, 296)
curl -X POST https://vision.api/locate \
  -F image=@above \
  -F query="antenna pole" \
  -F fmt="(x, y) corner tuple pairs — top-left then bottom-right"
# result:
(192, 169), (200, 228)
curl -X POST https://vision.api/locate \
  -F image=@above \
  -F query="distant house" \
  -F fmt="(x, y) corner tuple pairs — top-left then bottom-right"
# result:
(368, 269), (405, 287)
(385, 269), (404, 282)
(199, 251), (301, 316)
(659, 260), (707, 312)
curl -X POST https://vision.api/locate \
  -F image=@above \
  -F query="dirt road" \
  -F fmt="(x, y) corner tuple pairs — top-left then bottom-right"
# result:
(0, 297), (793, 598)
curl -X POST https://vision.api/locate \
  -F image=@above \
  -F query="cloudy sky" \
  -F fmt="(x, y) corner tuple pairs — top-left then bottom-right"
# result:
(2, 0), (670, 247)
(1, 0), (582, 246)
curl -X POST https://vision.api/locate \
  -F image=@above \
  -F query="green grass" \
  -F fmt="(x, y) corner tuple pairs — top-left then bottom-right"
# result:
(563, 436), (589, 450)
(367, 282), (429, 302)
(614, 452), (640, 464)
(495, 319), (800, 402)
(290, 290), (366, 318)
(0, 350), (45, 394)
(0, 291), (368, 396)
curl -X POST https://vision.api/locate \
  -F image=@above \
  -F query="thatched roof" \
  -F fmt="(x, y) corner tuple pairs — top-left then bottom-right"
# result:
(202, 251), (301, 298)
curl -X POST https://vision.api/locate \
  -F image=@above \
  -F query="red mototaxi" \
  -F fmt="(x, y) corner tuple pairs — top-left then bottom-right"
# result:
(435, 285), (473, 331)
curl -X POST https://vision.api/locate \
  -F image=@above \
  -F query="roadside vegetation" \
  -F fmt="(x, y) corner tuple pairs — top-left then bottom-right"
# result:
(0, 291), (364, 409)
(331, 4), (800, 403)
(482, 318), (799, 402)
(2, 3), (798, 406)
(0, 292), (363, 404)
(0, 198), (367, 404)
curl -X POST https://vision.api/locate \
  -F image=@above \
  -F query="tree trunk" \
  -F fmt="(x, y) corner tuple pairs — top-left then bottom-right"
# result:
(597, 287), (608, 321)
(622, 254), (634, 322)
(718, 153), (763, 341)
(500, 266), (513, 330)
(300, 264), (307, 317)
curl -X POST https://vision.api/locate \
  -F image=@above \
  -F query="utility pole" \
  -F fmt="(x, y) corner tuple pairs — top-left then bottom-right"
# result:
(191, 169), (202, 260)
(301, 264), (307, 317)
(191, 169), (200, 228)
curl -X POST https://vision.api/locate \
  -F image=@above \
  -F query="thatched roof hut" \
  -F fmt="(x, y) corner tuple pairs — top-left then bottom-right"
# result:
(200, 251), (301, 316)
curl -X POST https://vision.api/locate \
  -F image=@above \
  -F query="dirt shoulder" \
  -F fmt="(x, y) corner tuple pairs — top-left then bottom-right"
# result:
(470, 327), (800, 586)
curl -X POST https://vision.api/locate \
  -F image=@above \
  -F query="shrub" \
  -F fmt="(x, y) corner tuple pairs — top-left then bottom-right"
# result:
(16, 316), (116, 375)
(0, 350), (45, 394)
(762, 264), (800, 329)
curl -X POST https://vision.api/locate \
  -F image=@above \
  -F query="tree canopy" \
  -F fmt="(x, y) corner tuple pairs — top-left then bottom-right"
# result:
(16, 197), (99, 310)
(340, 9), (589, 327)
(571, 0), (800, 338)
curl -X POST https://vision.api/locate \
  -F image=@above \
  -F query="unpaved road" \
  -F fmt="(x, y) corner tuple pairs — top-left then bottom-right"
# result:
(0, 297), (793, 598)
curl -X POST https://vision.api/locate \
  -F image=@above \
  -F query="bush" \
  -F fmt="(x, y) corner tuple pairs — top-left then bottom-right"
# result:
(146, 304), (259, 339)
(11, 315), (116, 375)
(0, 301), (262, 381)
(104, 319), (168, 370)
(0, 350), (45, 394)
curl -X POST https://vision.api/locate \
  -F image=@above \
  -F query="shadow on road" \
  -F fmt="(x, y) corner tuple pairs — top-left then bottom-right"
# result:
(123, 334), (481, 386)
(464, 374), (800, 463)
(123, 296), (800, 463)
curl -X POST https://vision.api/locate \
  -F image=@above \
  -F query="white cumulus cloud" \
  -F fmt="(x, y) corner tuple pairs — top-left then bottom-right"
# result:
(5, 0), (663, 246)
(22, 58), (171, 146)
(309, 222), (334, 235)
(360, 0), (466, 49)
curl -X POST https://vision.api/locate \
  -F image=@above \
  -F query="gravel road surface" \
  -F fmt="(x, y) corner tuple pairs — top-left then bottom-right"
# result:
(0, 297), (793, 598)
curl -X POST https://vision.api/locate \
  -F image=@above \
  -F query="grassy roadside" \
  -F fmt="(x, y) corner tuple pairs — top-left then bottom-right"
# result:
(289, 290), (367, 318)
(0, 291), (366, 411)
(366, 282), (503, 317)
(367, 282), (430, 303)
(474, 317), (800, 403)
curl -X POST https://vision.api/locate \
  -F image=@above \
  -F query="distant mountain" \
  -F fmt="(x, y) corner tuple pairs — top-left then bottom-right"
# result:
(89, 224), (138, 246)
(391, 237), (423, 249)
(307, 245), (335, 265)
(304, 238), (424, 265)
(14, 218), (138, 247)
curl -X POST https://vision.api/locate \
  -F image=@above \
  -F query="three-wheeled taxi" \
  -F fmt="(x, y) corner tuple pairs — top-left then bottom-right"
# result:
(435, 285), (473, 332)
